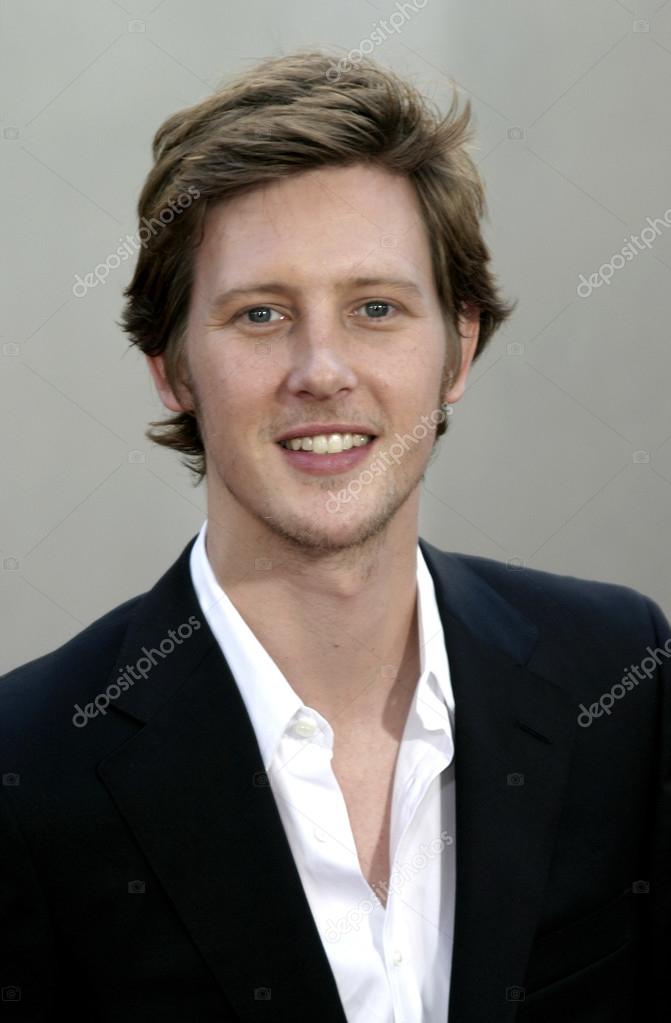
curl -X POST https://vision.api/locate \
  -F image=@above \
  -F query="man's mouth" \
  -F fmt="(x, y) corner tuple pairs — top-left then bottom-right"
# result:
(277, 432), (374, 454)
(276, 433), (378, 475)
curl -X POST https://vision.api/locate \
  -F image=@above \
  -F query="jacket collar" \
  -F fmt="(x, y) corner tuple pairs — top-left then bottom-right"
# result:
(97, 534), (577, 1022)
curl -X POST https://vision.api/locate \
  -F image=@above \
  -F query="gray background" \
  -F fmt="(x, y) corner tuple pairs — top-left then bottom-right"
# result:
(2, 0), (670, 672)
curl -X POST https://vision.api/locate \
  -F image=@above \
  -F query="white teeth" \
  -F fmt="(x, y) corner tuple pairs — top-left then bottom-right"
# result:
(280, 432), (373, 454)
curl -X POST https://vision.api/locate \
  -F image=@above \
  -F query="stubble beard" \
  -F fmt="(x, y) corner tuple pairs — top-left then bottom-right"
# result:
(189, 361), (449, 562)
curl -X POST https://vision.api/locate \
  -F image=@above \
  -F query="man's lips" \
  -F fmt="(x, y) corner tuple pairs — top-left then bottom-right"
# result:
(274, 424), (378, 443)
(276, 436), (377, 475)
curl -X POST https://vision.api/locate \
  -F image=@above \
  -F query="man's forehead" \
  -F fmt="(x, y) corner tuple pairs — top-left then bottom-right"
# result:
(193, 183), (432, 299)
(200, 165), (425, 242)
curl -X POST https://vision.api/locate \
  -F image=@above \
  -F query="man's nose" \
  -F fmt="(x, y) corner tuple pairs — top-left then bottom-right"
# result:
(283, 309), (359, 399)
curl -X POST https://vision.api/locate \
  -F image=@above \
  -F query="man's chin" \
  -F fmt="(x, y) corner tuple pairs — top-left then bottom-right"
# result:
(261, 516), (378, 556)
(258, 489), (412, 558)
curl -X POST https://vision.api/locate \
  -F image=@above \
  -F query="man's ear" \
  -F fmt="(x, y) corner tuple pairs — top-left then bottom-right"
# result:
(443, 305), (480, 405)
(145, 353), (192, 414)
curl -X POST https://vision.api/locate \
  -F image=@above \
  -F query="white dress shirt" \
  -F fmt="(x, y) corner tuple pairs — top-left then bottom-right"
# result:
(190, 521), (456, 1022)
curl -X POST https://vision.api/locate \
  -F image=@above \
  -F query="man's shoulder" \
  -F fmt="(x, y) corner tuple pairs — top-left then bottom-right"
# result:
(421, 540), (663, 642)
(451, 547), (645, 605)
(0, 534), (198, 720)
(0, 591), (146, 715)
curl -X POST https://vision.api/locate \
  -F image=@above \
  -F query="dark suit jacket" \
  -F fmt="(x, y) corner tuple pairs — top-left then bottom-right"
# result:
(1, 534), (669, 1022)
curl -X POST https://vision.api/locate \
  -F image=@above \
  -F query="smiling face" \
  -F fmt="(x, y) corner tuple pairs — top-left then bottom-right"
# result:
(147, 162), (479, 555)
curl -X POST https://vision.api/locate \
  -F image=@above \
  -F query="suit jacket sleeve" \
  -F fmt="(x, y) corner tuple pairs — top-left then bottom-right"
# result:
(642, 595), (671, 1013)
(0, 780), (56, 1018)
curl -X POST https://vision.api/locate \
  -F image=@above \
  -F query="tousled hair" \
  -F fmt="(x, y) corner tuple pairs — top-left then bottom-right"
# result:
(120, 50), (516, 483)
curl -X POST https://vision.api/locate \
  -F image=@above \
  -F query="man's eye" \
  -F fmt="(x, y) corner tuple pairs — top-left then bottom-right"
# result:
(235, 301), (397, 326)
(239, 306), (284, 325)
(354, 300), (397, 320)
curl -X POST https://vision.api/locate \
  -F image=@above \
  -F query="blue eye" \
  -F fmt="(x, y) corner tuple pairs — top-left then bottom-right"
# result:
(356, 301), (396, 319)
(236, 300), (398, 327)
(242, 306), (282, 324)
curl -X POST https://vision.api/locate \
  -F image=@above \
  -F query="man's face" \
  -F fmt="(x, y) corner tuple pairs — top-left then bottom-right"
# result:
(149, 162), (478, 553)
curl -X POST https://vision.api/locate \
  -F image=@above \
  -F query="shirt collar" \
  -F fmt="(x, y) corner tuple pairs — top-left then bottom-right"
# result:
(190, 520), (454, 771)
(415, 544), (455, 737)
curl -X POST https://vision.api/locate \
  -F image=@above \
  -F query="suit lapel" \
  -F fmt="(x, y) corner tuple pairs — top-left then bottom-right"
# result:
(97, 537), (349, 1022)
(98, 534), (578, 1022)
(420, 539), (578, 1021)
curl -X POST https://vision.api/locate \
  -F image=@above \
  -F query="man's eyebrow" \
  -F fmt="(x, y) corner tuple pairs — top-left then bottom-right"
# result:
(208, 276), (424, 312)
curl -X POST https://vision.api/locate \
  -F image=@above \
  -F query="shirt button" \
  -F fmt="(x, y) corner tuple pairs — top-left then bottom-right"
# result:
(392, 949), (403, 965)
(293, 717), (317, 738)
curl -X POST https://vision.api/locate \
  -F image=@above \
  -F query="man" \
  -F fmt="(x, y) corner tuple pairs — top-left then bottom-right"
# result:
(1, 51), (669, 1023)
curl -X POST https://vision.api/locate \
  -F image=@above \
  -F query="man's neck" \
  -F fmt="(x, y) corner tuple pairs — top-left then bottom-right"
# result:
(203, 506), (421, 725)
